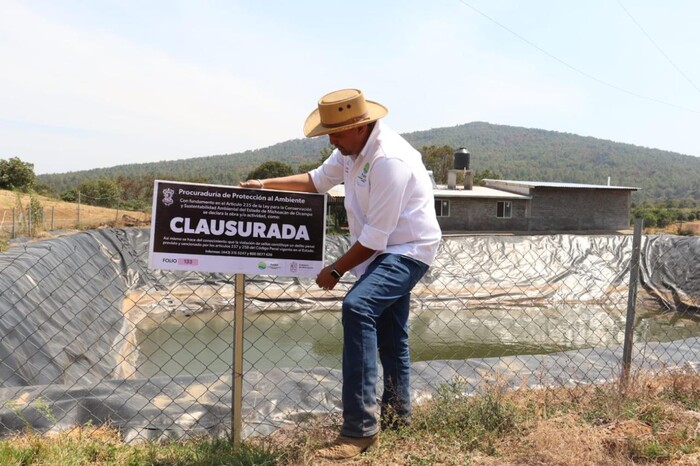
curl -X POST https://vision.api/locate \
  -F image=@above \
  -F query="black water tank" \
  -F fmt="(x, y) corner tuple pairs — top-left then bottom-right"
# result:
(454, 147), (470, 170)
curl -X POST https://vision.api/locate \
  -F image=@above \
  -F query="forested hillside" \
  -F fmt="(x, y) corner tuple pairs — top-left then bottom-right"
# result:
(403, 122), (700, 202)
(37, 138), (328, 196)
(37, 122), (700, 203)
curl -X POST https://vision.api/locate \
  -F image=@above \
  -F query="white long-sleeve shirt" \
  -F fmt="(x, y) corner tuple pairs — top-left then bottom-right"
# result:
(310, 120), (442, 277)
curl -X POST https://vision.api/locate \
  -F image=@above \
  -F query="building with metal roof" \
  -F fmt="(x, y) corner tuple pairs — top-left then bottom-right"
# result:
(326, 178), (638, 233)
(430, 178), (639, 232)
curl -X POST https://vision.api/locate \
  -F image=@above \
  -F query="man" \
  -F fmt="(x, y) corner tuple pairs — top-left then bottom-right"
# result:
(240, 88), (441, 459)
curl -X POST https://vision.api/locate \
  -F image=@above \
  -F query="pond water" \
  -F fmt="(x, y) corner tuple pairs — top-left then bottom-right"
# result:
(133, 305), (700, 379)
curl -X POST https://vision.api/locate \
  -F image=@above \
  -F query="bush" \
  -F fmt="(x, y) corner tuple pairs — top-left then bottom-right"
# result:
(0, 157), (35, 191)
(246, 161), (294, 180)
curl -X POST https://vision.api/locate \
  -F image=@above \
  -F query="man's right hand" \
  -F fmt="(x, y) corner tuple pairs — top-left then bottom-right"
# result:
(239, 180), (264, 189)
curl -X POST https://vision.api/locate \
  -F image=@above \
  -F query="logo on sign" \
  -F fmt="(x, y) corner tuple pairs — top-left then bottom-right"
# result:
(162, 188), (175, 206)
(257, 261), (267, 270)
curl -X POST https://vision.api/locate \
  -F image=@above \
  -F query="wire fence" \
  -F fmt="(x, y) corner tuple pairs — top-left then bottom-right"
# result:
(0, 223), (698, 444)
(0, 205), (150, 241)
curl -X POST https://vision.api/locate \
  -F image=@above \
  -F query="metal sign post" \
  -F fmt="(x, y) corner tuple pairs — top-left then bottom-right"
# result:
(232, 273), (245, 450)
(621, 218), (644, 388)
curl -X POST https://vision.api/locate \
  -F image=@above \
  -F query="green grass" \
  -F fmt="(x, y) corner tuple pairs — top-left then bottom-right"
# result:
(1, 371), (699, 465)
(0, 431), (278, 466)
(409, 378), (518, 451)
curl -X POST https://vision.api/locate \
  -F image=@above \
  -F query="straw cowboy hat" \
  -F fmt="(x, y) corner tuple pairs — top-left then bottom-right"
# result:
(303, 88), (388, 138)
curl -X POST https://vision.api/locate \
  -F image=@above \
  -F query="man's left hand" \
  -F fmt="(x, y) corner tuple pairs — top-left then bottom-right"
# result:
(316, 265), (340, 290)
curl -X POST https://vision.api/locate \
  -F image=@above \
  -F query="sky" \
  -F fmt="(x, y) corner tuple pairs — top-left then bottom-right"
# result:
(1, 0), (699, 175)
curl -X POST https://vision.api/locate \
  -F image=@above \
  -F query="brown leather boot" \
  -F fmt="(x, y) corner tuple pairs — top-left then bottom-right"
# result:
(316, 433), (379, 460)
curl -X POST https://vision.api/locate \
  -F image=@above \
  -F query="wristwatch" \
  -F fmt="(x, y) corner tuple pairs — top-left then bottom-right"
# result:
(330, 267), (343, 280)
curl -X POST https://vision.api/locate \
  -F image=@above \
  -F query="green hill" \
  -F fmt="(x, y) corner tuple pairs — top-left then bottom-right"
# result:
(37, 122), (700, 203)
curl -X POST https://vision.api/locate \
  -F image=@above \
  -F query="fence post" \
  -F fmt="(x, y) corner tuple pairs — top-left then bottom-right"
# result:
(11, 207), (15, 239)
(232, 273), (245, 450)
(51, 206), (55, 231)
(621, 218), (644, 388)
(77, 191), (81, 228)
(28, 207), (32, 238)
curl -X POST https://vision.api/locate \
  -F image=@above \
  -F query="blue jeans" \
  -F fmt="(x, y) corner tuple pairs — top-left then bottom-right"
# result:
(340, 253), (429, 438)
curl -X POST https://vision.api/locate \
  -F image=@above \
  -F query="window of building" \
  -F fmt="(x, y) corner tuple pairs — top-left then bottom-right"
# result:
(435, 199), (450, 217)
(497, 201), (512, 218)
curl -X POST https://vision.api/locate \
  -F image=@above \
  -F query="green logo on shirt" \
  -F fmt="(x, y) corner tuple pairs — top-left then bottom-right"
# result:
(358, 162), (370, 183)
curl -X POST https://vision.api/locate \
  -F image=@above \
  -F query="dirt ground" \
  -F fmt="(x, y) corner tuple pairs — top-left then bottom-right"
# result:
(645, 220), (700, 236)
(0, 190), (150, 239)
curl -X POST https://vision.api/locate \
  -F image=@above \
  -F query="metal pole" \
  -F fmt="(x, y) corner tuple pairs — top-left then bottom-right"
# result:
(232, 273), (245, 450)
(621, 218), (644, 388)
